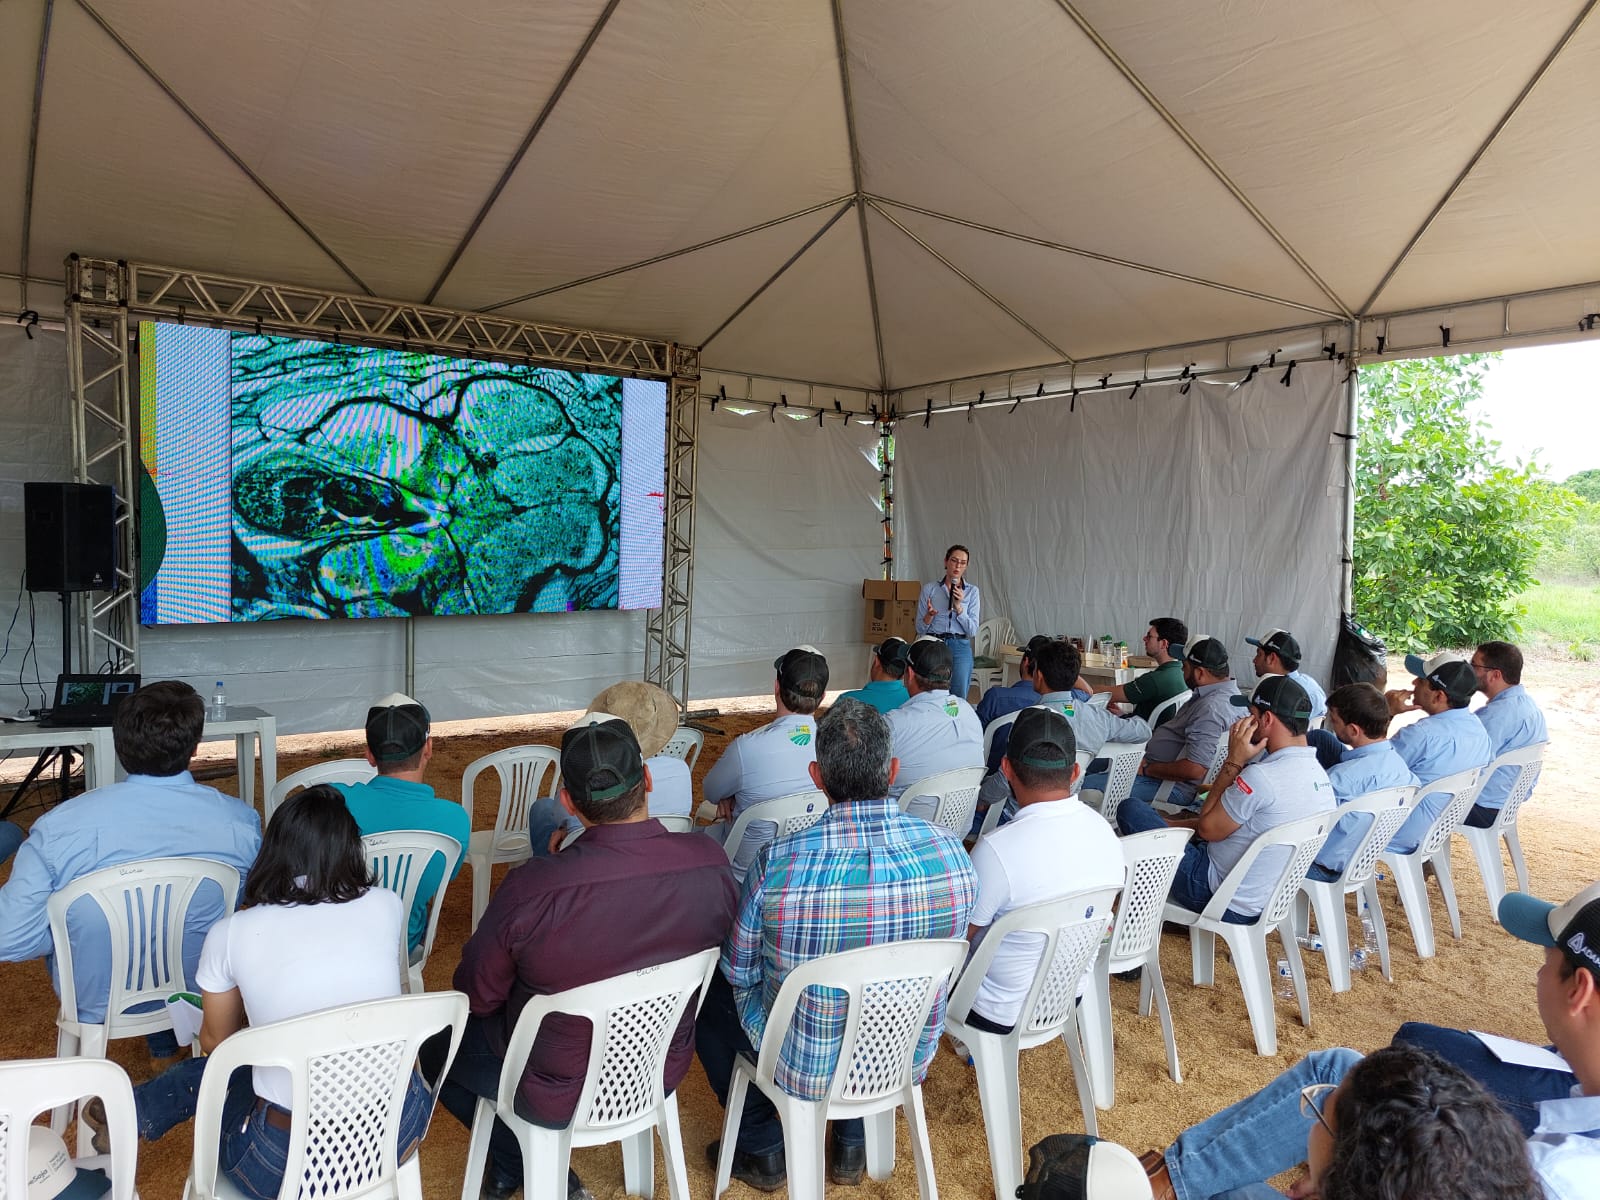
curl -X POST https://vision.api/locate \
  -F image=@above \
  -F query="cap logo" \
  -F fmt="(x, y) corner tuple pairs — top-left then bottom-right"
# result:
(789, 725), (812, 746)
(944, 698), (959, 716)
(1568, 930), (1600, 972)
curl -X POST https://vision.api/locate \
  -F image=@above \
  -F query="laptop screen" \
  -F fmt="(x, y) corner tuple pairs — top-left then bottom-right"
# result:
(55, 675), (140, 708)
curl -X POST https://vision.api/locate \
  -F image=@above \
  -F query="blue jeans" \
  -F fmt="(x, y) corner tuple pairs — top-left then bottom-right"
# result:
(947, 638), (974, 704)
(1117, 793), (1253, 924)
(0, 820), (24, 867)
(134, 1059), (431, 1200)
(526, 795), (571, 859)
(1165, 1048), (1362, 1200)
(1390, 1021), (1575, 1135)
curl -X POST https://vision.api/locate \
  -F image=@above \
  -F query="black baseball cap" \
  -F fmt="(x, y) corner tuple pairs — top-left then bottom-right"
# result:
(1246, 628), (1301, 669)
(874, 637), (911, 668)
(1019, 1132), (1150, 1200)
(1007, 705), (1078, 770)
(365, 692), (430, 764)
(774, 645), (829, 700)
(1017, 634), (1053, 665)
(1231, 674), (1313, 726)
(907, 636), (953, 685)
(1419, 659), (1477, 706)
(1501, 882), (1600, 983)
(560, 716), (645, 805)
(1183, 635), (1229, 674)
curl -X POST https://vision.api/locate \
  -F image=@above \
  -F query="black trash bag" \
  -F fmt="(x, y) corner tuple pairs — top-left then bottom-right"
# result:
(1333, 611), (1387, 689)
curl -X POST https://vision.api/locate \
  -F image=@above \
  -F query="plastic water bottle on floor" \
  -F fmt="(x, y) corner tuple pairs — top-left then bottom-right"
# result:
(211, 681), (227, 721)
(1275, 959), (1296, 1000)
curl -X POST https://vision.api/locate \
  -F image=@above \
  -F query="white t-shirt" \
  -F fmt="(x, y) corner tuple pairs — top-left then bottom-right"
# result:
(1207, 745), (1335, 916)
(196, 887), (405, 1108)
(967, 799), (1123, 1027)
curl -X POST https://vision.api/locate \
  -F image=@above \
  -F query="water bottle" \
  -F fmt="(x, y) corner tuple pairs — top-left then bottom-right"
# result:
(1361, 912), (1380, 956)
(1349, 947), (1370, 973)
(1297, 933), (1325, 955)
(210, 681), (227, 721)
(1275, 959), (1296, 1000)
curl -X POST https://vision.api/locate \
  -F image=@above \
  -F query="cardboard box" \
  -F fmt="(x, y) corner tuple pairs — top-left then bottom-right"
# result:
(862, 578), (921, 642)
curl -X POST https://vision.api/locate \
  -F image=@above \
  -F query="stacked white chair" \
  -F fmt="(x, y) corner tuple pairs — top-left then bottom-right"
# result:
(897, 766), (986, 836)
(361, 830), (464, 994)
(2, 1057), (138, 1199)
(266, 758), (376, 824)
(460, 950), (719, 1200)
(945, 889), (1121, 1200)
(1378, 766), (1483, 958)
(1455, 742), (1546, 919)
(459, 745), (562, 930)
(714, 939), (968, 1200)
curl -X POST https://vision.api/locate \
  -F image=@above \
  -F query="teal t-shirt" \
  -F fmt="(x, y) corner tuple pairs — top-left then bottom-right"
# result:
(336, 775), (470, 952)
(836, 678), (910, 714)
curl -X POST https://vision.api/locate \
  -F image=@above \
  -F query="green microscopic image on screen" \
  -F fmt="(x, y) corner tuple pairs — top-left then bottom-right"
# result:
(137, 322), (666, 624)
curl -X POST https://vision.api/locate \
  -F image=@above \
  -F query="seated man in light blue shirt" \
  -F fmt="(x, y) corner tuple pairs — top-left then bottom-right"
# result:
(836, 637), (912, 714)
(1385, 657), (1494, 852)
(1465, 640), (1547, 828)
(886, 637), (984, 823)
(0, 680), (261, 1065)
(337, 693), (470, 955)
(1245, 628), (1327, 724)
(1307, 682), (1419, 881)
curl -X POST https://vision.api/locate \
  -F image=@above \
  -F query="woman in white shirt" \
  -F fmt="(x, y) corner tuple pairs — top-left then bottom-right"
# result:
(88, 785), (429, 1200)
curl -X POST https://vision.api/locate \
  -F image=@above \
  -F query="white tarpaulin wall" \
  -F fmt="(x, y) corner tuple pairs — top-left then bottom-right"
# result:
(901, 361), (1346, 687)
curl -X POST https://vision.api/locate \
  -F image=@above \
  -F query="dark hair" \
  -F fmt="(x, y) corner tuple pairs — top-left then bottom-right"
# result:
(875, 650), (908, 681)
(1476, 641), (1524, 686)
(1327, 682), (1391, 739)
(815, 699), (893, 803)
(245, 784), (374, 907)
(569, 774), (648, 825)
(1034, 639), (1081, 692)
(779, 682), (823, 715)
(1007, 721), (1079, 793)
(113, 680), (204, 776)
(1149, 617), (1188, 647)
(943, 544), (970, 563)
(1320, 1046), (1538, 1200)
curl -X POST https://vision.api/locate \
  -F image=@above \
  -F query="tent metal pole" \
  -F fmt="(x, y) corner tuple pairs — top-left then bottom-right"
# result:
(644, 345), (701, 710)
(404, 618), (416, 698)
(19, 0), (55, 315)
(1341, 321), (1361, 615)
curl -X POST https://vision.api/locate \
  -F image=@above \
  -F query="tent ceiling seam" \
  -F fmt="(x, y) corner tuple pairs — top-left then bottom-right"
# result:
(18, 0), (55, 314)
(831, 0), (888, 392)
(869, 194), (1347, 321)
(479, 194), (853, 313)
(1051, 0), (1354, 322)
(698, 200), (855, 350)
(1359, 0), (1599, 315)
(868, 198), (1075, 364)
(73, 0), (373, 296)
(422, 0), (625, 305)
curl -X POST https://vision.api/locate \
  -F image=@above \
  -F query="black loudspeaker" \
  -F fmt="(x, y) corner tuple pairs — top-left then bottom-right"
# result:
(24, 482), (118, 593)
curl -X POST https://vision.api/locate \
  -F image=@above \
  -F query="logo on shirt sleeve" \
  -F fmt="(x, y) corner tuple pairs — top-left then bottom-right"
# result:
(1233, 775), (1253, 796)
(944, 699), (960, 716)
(789, 725), (812, 746)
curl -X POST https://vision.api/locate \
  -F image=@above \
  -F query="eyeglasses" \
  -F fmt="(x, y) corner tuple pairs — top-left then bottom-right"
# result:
(946, 556), (968, 566)
(1299, 1083), (1337, 1137)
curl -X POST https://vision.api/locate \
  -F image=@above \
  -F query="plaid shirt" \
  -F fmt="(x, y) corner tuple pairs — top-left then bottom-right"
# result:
(722, 797), (978, 1100)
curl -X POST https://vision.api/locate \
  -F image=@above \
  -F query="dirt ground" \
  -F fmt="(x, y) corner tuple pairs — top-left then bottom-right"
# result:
(1, 651), (1595, 1200)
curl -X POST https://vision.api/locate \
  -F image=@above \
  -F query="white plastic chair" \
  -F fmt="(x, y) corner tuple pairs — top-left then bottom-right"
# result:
(897, 766), (986, 836)
(47, 856), (241, 1147)
(267, 758), (376, 824)
(721, 789), (829, 874)
(362, 830), (464, 994)
(1379, 766), (1483, 959)
(184, 991), (468, 1200)
(459, 745), (561, 931)
(2, 1057), (138, 1199)
(1082, 827), (1194, 1109)
(1150, 729), (1228, 810)
(1163, 810), (1334, 1056)
(1456, 743), (1546, 919)
(946, 889), (1121, 1200)
(658, 727), (706, 771)
(981, 710), (1022, 764)
(1148, 689), (1191, 729)
(970, 619), (1010, 699)
(978, 751), (1093, 838)
(1294, 785), (1417, 992)
(461, 949), (718, 1200)
(714, 939), (968, 1200)
(1080, 741), (1146, 824)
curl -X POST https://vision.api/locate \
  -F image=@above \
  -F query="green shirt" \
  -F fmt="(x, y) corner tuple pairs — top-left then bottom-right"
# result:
(1121, 659), (1188, 723)
(337, 775), (470, 952)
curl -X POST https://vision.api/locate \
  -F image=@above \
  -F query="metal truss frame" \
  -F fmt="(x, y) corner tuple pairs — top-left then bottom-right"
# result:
(644, 346), (701, 710)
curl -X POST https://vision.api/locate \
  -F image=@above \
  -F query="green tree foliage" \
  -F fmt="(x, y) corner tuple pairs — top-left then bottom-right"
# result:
(1353, 354), (1572, 649)
(1562, 469), (1600, 505)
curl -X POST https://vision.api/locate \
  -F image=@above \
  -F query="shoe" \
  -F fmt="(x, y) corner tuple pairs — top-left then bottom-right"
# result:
(1139, 1150), (1177, 1200)
(828, 1135), (865, 1186)
(1113, 966), (1144, 983)
(479, 1177), (518, 1200)
(566, 1168), (594, 1200)
(705, 1140), (786, 1192)
(80, 1097), (110, 1156)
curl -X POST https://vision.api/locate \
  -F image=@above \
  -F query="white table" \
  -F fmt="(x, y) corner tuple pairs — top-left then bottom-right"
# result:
(0, 722), (116, 792)
(201, 706), (278, 815)
(998, 645), (1153, 689)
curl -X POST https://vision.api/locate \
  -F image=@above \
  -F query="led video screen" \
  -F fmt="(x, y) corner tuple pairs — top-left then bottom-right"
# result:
(137, 322), (665, 624)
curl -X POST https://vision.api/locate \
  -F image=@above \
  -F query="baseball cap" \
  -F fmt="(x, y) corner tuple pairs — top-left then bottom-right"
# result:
(774, 646), (829, 701)
(1404, 650), (1466, 678)
(365, 692), (430, 764)
(907, 635), (953, 684)
(1500, 882), (1600, 982)
(1246, 629), (1301, 668)
(1007, 705), (1078, 769)
(561, 715), (645, 806)
(1182, 635), (1229, 674)
(1019, 1133), (1152, 1200)
(27, 1127), (110, 1200)
(1417, 659), (1477, 706)
(873, 637), (911, 669)
(1231, 674), (1313, 726)
(1017, 634), (1053, 664)
(587, 680), (679, 759)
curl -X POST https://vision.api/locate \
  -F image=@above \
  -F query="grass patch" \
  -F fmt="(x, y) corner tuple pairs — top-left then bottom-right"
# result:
(1518, 580), (1600, 650)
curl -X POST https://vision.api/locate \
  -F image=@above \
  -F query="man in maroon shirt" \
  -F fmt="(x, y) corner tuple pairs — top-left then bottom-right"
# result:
(426, 714), (738, 1200)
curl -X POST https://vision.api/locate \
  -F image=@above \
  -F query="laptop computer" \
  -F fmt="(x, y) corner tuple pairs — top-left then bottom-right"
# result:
(38, 673), (141, 727)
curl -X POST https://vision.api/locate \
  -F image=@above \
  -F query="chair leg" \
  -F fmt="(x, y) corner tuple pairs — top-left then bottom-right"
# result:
(1386, 854), (1436, 958)
(521, 1124), (570, 1200)
(461, 1097), (496, 1200)
(1362, 878), (1393, 983)
(779, 1101), (826, 1200)
(1078, 957), (1114, 1110)
(1222, 927), (1278, 1056)
(863, 1109), (897, 1182)
(622, 1128), (654, 1200)
(904, 1085), (941, 1200)
(658, 1093), (691, 1200)
(1190, 927), (1216, 987)
(1433, 849), (1463, 940)
(1307, 884), (1352, 994)
(470, 859), (489, 932)
(968, 1035), (1022, 1200)
(1506, 826), (1530, 892)
(1279, 921), (1312, 1029)
(1464, 827), (1508, 922)
(51, 1024), (80, 1136)
(1060, 1012), (1098, 1138)
(1147, 956), (1182, 1084)
(397, 1154), (424, 1200)
(714, 1064), (751, 1199)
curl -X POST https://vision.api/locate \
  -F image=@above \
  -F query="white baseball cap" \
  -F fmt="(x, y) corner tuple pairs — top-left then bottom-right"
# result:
(27, 1128), (110, 1200)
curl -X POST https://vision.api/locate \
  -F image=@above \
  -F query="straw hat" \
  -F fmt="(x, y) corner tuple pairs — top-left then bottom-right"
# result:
(586, 681), (680, 759)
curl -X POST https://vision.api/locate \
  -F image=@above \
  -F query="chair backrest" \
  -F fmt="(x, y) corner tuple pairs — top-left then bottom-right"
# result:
(1107, 828), (1195, 964)
(459, 745), (561, 855)
(188, 992), (468, 1200)
(757, 939), (968, 1106)
(723, 789), (829, 867)
(948, 888), (1121, 1044)
(658, 727), (706, 771)
(1416, 766), (1484, 857)
(1089, 741), (1146, 822)
(896, 766), (986, 835)
(1200, 810), (1334, 927)
(0, 1058), (137, 1200)
(1200, 730), (1230, 785)
(496, 949), (718, 1138)
(981, 710), (1022, 762)
(1483, 742), (1546, 830)
(268, 758), (376, 823)
(47, 857), (242, 1031)
(974, 620), (1003, 661)
(361, 830), (464, 966)
(1328, 785), (1417, 888)
(1149, 689), (1191, 728)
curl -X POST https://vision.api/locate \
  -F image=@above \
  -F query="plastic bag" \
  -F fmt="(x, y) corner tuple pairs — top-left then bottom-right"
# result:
(1332, 611), (1387, 689)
